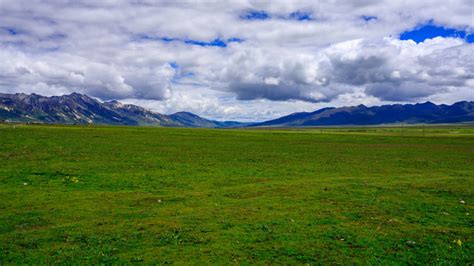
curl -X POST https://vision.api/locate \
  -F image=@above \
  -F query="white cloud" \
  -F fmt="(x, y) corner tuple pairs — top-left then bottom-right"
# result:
(0, 0), (473, 120)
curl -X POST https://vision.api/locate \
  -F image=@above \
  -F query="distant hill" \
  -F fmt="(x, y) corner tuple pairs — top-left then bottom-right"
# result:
(2, 92), (473, 127)
(0, 92), (246, 128)
(252, 101), (474, 127)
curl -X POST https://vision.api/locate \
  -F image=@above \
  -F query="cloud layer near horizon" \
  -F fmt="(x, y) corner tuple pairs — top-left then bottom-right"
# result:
(0, 0), (473, 120)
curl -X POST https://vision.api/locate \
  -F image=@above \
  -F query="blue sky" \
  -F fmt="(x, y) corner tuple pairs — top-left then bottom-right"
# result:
(137, 35), (242, 47)
(0, 1), (472, 121)
(240, 10), (270, 20)
(400, 24), (473, 43)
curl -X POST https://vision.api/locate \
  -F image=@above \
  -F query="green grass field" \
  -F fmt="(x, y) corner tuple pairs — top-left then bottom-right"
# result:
(0, 124), (473, 264)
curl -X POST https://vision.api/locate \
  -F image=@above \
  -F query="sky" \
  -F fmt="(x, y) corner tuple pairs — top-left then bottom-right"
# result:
(0, 0), (473, 121)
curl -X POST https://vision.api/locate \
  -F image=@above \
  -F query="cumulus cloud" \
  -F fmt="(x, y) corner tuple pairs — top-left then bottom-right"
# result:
(326, 37), (474, 101)
(216, 48), (334, 102)
(213, 37), (473, 103)
(0, 0), (473, 120)
(0, 47), (176, 99)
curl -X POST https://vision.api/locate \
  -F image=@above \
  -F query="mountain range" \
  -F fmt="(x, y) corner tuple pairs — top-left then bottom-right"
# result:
(0, 93), (246, 127)
(254, 101), (474, 127)
(1, 92), (473, 127)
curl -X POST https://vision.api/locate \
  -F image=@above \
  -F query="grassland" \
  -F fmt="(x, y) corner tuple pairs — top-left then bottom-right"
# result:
(0, 124), (473, 264)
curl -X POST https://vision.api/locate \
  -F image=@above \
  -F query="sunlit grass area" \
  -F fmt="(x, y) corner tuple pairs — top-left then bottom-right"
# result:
(0, 124), (473, 264)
